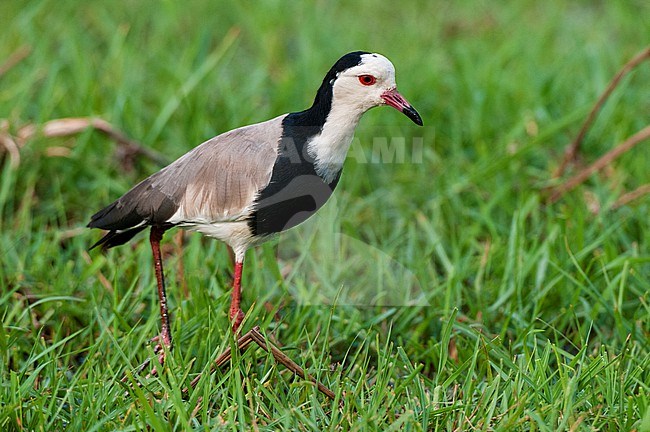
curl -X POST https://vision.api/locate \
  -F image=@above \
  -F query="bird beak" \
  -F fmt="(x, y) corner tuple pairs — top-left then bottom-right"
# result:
(381, 88), (423, 126)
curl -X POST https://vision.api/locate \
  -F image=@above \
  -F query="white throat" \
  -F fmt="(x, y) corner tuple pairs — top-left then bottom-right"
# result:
(306, 101), (364, 183)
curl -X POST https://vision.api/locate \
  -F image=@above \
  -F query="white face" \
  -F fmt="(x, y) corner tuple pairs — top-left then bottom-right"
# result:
(331, 53), (398, 112)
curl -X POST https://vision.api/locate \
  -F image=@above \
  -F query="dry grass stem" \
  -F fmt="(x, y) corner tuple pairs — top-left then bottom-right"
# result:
(554, 46), (650, 177)
(548, 125), (650, 203)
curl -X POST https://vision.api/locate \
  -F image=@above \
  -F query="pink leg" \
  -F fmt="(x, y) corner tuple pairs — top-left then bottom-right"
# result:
(150, 226), (172, 360)
(229, 261), (245, 333)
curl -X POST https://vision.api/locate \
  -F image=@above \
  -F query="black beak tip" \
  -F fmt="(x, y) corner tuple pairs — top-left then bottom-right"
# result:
(403, 106), (423, 126)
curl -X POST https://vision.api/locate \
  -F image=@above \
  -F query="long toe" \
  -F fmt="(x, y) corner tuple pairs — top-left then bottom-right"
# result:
(150, 334), (172, 366)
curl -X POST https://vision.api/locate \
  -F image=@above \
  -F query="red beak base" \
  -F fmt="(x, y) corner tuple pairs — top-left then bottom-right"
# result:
(381, 89), (423, 126)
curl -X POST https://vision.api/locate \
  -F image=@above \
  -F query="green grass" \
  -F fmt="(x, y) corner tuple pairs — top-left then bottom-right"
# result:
(1, 0), (649, 430)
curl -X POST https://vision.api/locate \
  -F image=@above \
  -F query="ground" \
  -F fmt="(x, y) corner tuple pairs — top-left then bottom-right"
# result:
(0, 1), (649, 430)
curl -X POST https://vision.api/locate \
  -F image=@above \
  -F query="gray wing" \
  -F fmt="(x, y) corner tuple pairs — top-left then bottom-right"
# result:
(88, 115), (284, 248)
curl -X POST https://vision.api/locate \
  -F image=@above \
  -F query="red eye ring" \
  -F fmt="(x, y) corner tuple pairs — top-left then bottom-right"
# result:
(358, 75), (376, 86)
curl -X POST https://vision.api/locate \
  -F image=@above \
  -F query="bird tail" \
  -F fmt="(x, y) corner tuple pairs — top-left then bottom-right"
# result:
(89, 226), (147, 250)
(88, 176), (179, 250)
(87, 195), (148, 250)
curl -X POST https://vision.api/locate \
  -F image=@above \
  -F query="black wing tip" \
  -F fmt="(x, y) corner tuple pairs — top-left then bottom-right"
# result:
(88, 231), (116, 252)
(88, 226), (147, 251)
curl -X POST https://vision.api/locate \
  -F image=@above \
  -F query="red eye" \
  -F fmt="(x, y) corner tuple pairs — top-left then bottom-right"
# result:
(358, 75), (376, 86)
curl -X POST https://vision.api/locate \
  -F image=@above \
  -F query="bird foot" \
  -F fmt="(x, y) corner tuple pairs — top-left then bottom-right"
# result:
(150, 334), (172, 365)
(120, 333), (172, 385)
(230, 308), (245, 334)
(147, 334), (173, 377)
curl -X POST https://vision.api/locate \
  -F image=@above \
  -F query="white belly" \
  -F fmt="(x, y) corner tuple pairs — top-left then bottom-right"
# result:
(180, 220), (254, 261)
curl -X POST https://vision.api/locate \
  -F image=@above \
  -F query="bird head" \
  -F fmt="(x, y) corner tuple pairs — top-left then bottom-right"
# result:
(322, 51), (423, 126)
